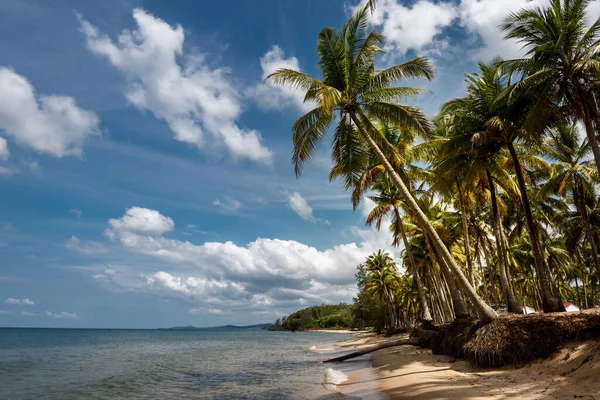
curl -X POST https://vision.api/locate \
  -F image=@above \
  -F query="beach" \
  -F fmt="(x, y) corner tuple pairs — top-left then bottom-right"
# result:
(332, 333), (600, 399)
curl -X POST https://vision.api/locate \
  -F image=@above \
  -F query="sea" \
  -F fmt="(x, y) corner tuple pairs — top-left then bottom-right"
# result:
(0, 328), (381, 400)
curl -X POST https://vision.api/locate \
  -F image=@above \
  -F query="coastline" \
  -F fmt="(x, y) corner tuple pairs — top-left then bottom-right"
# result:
(332, 333), (600, 399)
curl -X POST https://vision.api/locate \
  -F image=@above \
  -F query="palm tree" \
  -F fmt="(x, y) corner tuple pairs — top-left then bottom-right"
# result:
(501, 0), (600, 172)
(365, 173), (433, 322)
(434, 97), (523, 313)
(540, 122), (600, 281)
(267, 5), (497, 321)
(366, 250), (400, 328)
(446, 60), (565, 312)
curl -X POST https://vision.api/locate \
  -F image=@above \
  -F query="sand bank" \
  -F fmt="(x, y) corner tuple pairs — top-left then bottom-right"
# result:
(334, 333), (600, 399)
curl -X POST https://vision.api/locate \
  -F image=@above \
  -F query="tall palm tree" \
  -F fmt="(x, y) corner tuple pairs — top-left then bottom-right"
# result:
(365, 173), (433, 322)
(366, 250), (400, 328)
(267, 5), (497, 321)
(502, 0), (600, 172)
(446, 60), (565, 312)
(540, 122), (600, 281)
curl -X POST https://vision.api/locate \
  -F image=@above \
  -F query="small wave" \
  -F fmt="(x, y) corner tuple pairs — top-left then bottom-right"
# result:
(310, 345), (337, 352)
(325, 367), (348, 386)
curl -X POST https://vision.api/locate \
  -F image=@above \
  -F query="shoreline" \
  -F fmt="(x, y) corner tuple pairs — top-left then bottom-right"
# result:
(332, 333), (600, 399)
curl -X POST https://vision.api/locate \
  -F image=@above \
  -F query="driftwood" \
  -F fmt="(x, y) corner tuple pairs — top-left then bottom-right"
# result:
(323, 337), (419, 363)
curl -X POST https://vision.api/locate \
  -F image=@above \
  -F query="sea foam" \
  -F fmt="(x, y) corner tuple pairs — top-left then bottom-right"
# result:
(325, 367), (349, 386)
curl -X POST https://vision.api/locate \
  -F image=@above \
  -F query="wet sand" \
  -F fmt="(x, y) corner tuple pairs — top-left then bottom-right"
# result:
(334, 333), (600, 399)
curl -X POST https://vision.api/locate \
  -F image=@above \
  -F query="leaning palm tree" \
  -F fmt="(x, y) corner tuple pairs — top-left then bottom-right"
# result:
(501, 0), (600, 172)
(366, 173), (433, 322)
(267, 5), (497, 321)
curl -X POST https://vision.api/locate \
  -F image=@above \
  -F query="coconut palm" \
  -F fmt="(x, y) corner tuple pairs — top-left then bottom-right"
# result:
(365, 250), (400, 328)
(449, 60), (566, 313)
(365, 173), (433, 322)
(540, 122), (600, 281)
(267, 5), (497, 321)
(501, 0), (600, 172)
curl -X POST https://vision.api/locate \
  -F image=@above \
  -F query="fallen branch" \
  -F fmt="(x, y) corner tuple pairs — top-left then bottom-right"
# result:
(323, 337), (419, 363)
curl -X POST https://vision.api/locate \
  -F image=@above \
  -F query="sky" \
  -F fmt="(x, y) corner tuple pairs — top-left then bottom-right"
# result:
(0, 0), (598, 329)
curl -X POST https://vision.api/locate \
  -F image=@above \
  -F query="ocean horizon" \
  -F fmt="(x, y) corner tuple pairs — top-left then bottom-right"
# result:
(0, 327), (360, 399)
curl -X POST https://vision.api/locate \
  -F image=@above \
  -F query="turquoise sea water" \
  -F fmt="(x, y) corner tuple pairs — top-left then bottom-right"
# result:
(0, 328), (357, 399)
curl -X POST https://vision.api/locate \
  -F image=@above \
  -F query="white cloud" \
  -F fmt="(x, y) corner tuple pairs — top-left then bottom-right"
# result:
(458, 0), (548, 61)
(69, 209), (82, 218)
(78, 9), (272, 164)
(367, 0), (457, 57)
(0, 137), (9, 160)
(0, 67), (99, 157)
(85, 207), (399, 316)
(0, 166), (16, 176)
(5, 297), (34, 305)
(46, 311), (78, 319)
(287, 192), (316, 222)
(0, 309), (12, 315)
(247, 45), (315, 112)
(66, 236), (107, 255)
(105, 206), (175, 241)
(212, 198), (241, 212)
(20, 311), (37, 317)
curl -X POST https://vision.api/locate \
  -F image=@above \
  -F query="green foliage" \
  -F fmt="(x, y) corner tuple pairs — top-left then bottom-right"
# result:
(272, 304), (354, 331)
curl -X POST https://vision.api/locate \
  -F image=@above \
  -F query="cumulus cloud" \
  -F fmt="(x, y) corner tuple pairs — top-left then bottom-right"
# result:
(0, 67), (99, 157)
(287, 192), (316, 222)
(458, 0), (548, 61)
(247, 45), (315, 112)
(87, 207), (398, 317)
(212, 198), (241, 212)
(105, 206), (175, 241)
(0, 309), (12, 315)
(358, 0), (600, 63)
(5, 297), (34, 305)
(366, 0), (457, 57)
(0, 137), (9, 160)
(46, 311), (77, 319)
(78, 9), (272, 163)
(66, 236), (107, 255)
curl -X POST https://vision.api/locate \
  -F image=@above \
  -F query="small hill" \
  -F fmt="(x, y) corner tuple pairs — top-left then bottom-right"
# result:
(272, 304), (353, 331)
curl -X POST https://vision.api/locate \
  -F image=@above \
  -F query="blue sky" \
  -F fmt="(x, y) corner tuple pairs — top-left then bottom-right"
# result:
(0, 0), (596, 328)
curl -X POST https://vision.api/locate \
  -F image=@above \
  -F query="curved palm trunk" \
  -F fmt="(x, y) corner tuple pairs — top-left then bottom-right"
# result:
(396, 212), (433, 321)
(486, 168), (521, 313)
(456, 182), (475, 287)
(506, 142), (565, 313)
(425, 234), (470, 319)
(350, 113), (498, 322)
(573, 182), (600, 283)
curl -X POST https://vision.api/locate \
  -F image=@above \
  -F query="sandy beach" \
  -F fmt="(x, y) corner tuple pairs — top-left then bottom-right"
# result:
(333, 333), (600, 399)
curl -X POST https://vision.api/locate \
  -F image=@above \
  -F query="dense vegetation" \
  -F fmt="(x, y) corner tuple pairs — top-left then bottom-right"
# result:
(272, 304), (354, 331)
(269, 0), (600, 331)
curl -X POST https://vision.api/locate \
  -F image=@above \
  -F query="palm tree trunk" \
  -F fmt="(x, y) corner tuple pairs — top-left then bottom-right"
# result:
(476, 240), (489, 303)
(486, 168), (521, 313)
(425, 234), (470, 319)
(350, 113), (497, 322)
(456, 181), (475, 287)
(573, 182), (600, 282)
(577, 85), (600, 173)
(506, 141), (565, 313)
(396, 211), (433, 321)
(577, 247), (588, 309)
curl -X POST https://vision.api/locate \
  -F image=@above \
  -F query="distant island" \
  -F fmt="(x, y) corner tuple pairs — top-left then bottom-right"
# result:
(160, 323), (273, 331)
